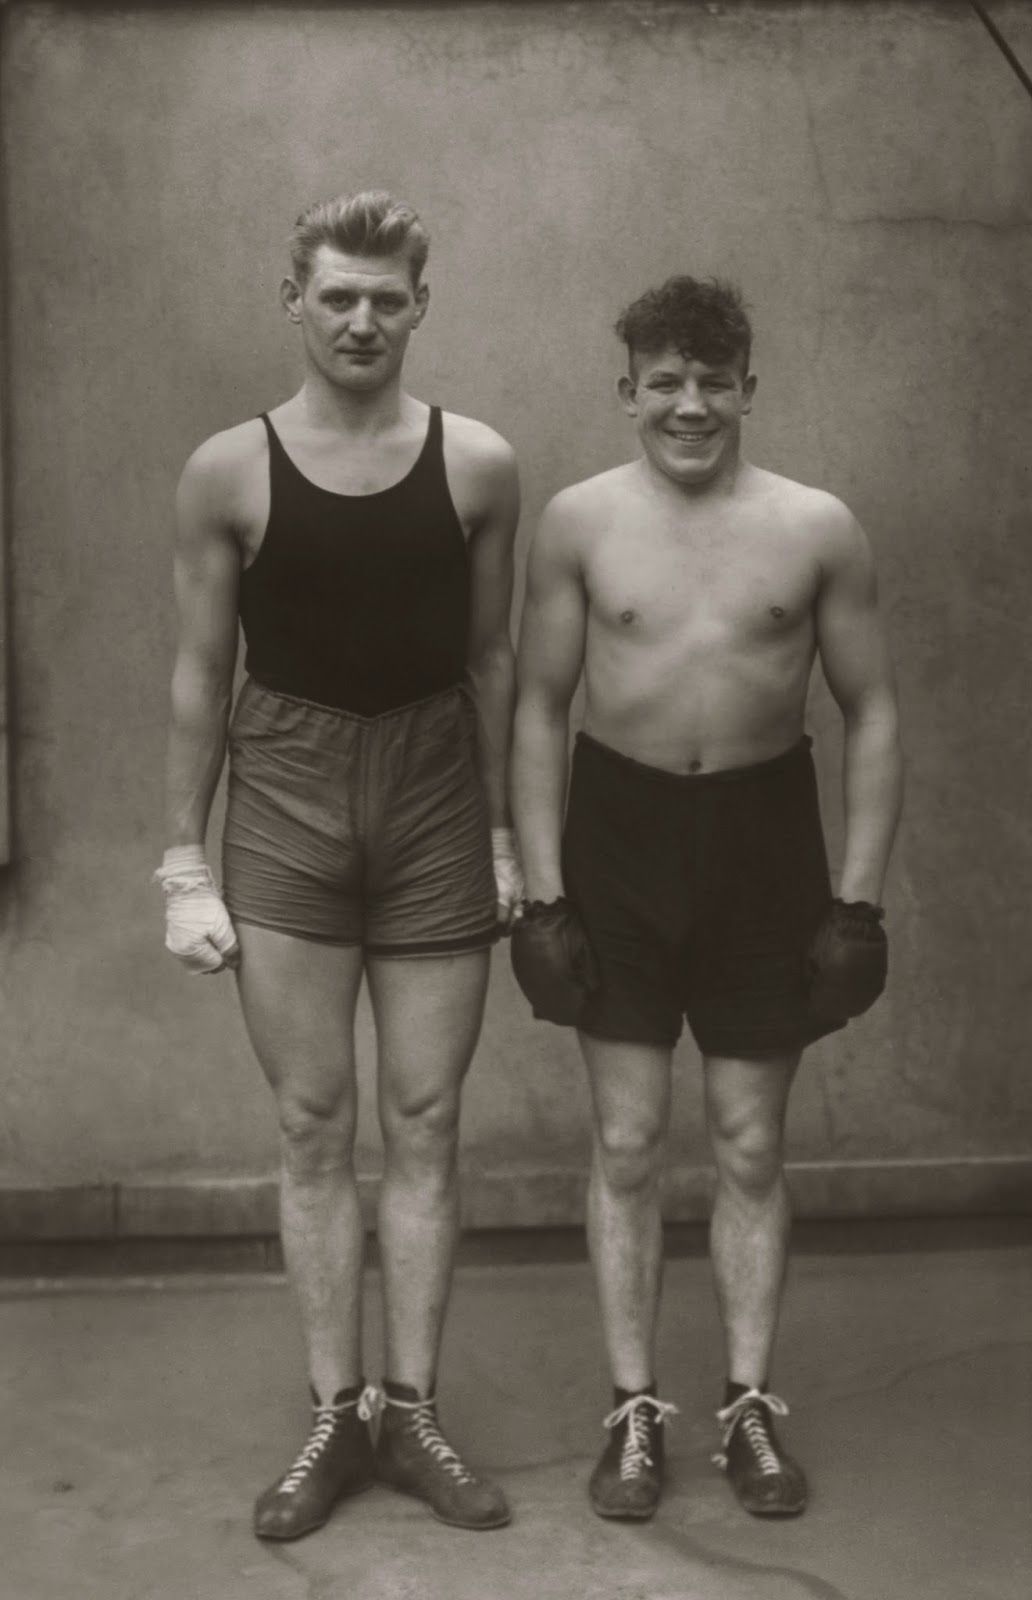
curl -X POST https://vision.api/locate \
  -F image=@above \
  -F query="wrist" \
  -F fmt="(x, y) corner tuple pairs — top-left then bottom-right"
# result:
(490, 827), (518, 858)
(161, 844), (206, 872)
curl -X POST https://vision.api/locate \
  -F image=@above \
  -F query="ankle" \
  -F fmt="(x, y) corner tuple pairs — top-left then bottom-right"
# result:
(613, 1378), (657, 1406)
(723, 1377), (769, 1407)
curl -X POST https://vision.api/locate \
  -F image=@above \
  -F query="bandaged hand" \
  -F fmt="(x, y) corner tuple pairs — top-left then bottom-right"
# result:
(491, 828), (525, 931)
(155, 845), (240, 975)
(807, 898), (887, 1021)
(511, 897), (600, 1026)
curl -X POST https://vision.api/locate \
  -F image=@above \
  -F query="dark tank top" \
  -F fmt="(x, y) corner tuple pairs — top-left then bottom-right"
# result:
(239, 406), (470, 715)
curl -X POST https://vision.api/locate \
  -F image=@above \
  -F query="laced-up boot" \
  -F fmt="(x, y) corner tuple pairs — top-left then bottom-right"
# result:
(714, 1388), (808, 1517)
(589, 1388), (679, 1520)
(253, 1382), (379, 1540)
(374, 1380), (510, 1529)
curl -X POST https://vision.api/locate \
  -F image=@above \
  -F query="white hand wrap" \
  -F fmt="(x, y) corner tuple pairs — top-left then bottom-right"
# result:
(491, 827), (525, 926)
(155, 845), (240, 975)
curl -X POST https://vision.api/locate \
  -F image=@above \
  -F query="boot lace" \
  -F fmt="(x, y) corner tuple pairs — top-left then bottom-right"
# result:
(279, 1383), (381, 1495)
(713, 1388), (789, 1474)
(386, 1393), (475, 1484)
(601, 1394), (679, 1480)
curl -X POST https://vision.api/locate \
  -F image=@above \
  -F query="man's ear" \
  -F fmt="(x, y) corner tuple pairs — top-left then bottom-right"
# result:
(280, 276), (303, 324)
(741, 372), (757, 415)
(412, 280), (430, 329)
(617, 374), (638, 417)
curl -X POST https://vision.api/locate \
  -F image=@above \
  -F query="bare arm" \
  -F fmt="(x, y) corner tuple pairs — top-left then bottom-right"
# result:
(164, 443), (242, 848)
(464, 438), (521, 829)
(815, 503), (904, 904)
(512, 496), (588, 900)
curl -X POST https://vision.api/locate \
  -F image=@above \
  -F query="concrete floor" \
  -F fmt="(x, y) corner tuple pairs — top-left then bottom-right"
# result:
(3, 1226), (1031, 1600)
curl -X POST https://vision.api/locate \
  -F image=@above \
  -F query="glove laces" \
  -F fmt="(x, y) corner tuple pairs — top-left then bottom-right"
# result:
(713, 1388), (790, 1474)
(602, 1394), (678, 1480)
(278, 1384), (381, 1495)
(384, 1392), (475, 1484)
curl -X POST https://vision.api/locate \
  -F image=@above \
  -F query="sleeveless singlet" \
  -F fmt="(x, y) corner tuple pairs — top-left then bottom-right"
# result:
(239, 406), (471, 716)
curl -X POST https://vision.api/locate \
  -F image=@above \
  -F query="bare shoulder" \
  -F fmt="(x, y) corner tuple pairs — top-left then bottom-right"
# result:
(540, 463), (639, 529)
(178, 417), (267, 518)
(441, 409), (517, 474)
(753, 467), (870, 566)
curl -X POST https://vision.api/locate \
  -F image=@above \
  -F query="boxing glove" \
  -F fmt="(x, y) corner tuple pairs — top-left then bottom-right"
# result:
(511, 897), (600, 1026)
(491, 828), (525, 931)
(155, 845), (240, 975)
(807, 898), (887, 1020)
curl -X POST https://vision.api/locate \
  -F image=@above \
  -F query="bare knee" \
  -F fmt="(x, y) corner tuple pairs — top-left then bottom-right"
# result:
(277, 1088), (356, 1180)
(381, 1087), (461, 1179)
(709, 1106), (784, 1198)
(594, 1118), (666, 1196)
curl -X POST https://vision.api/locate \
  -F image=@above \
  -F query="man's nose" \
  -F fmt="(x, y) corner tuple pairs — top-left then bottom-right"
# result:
(674, 382), (706, 415)
(348, 302), (377, 340)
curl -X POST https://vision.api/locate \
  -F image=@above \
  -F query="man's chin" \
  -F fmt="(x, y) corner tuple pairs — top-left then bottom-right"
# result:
(650, 447), (722, 487)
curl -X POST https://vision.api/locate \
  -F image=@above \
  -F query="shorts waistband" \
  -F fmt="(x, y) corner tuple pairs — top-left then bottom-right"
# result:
(243, 676), (470, 724)
(573, 730), (813, 786)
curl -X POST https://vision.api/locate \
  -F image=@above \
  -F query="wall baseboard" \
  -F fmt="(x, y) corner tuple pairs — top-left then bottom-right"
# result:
(1, 1156), (1030, 1241)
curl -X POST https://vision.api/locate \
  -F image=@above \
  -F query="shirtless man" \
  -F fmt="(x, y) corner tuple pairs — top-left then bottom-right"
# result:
(158, 192), (522, 1539)
(511, 276), (902, 1520)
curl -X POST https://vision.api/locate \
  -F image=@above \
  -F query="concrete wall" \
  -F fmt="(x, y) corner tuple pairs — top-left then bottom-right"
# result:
(2, 1), (1031, 1235)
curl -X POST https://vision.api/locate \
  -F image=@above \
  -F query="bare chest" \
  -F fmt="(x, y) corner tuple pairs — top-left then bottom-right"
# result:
(587, 524), (818, 645)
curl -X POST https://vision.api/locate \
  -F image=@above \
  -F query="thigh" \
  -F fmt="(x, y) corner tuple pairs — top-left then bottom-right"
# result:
(703, 1051), (800, 1147)
(366, 951), (490, 1120)
(687, 747), (838, 1058)
(579, 1033), (674, 1145)
(235, 922), (365, 1109)
(367, 692), (497, 957)
(223, 681), (364, 945)
(563, 743), (685, 1049)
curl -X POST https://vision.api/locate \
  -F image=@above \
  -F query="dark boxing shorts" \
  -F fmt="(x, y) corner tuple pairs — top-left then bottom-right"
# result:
(561, 732), (844, 1057)
(222, 679), (497, 955)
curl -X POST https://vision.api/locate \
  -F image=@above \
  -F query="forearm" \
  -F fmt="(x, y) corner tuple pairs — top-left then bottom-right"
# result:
(511, 696), (571, 901)
(468, 643), (516, 829)
(164, 661), (233, 848)
(838, 703), (904, 904)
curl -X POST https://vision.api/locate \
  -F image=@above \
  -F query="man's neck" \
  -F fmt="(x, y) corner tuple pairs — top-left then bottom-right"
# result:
(639, 448), (748, 506)
(294, 370), (412, 436)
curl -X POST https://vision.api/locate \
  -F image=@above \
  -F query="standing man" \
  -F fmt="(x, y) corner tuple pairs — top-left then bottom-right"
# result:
(511, 277), (902, 1521)
(158, 192), (522, 1539)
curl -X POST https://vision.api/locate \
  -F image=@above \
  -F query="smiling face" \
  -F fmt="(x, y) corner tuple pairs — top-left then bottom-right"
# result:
(618, 346), (756, 489)
(281, 244), (428, 392)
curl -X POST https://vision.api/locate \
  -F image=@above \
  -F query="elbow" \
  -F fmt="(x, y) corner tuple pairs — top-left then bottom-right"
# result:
(170, 653), (234, 729)
(468, 636), (516, 686)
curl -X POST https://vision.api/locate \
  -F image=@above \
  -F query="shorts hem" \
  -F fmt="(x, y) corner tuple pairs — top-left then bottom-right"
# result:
(577, 1020), (681, 1049)
(364, 926), (499, 958)
(694, 1015), (848, 1058)
(229, 914), (364, 948)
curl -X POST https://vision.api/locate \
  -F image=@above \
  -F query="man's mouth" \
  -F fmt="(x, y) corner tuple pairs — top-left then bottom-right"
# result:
(666, 429), (715, 444)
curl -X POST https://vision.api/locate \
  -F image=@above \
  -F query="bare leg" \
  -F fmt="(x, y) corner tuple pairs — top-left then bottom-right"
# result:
(367, 950), (489, 1394)
(236, 924), (366, 1404)
(703, 1051), (800, 1388)
(579, 1034), (673, 1392)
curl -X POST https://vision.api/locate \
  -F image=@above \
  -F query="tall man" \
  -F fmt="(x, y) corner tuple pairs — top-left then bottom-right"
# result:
(511, 277), (902, 1520)
(158, 192), (522, 1539)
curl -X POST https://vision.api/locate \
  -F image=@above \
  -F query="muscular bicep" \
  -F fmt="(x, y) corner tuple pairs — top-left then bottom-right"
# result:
(516, 503), (588, 713)
(466, 446), (520, 667)
(814, 507), (897, 720)
(171, 452), (241, 688)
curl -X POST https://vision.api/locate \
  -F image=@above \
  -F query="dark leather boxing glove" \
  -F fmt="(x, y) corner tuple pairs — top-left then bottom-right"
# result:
(511, 897), (600, 1026)
(807, 899), (888, 1021)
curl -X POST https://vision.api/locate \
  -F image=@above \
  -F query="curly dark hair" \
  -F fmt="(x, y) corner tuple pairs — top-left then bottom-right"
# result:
(615, 276), (752, 374)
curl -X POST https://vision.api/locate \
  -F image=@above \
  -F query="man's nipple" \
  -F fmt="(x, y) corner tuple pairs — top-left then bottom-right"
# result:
(620, 609), (637, 625)
(770, 605), (785, 619)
